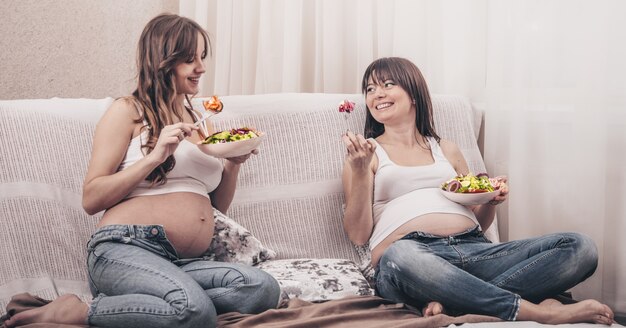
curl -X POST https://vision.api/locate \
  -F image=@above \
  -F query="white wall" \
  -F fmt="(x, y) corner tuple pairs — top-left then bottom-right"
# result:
(0, 0), (179, 100)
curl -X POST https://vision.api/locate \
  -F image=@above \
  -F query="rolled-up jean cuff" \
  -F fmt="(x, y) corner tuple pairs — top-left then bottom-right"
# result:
(508, 294), (521, 321)
(87, 294), (104, 325)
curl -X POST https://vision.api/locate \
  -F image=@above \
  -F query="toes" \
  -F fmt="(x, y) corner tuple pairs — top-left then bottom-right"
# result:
(602, 304), (615, 319)
(433, 303), (444, 315)
(593, 312), (614, 325)
(422, 302), (444, 317)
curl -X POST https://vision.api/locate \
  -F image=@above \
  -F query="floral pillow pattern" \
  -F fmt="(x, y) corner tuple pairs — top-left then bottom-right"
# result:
(202, 208), (277, 266)
(258, 258), (374, 303)
(354, 244), (376, 286)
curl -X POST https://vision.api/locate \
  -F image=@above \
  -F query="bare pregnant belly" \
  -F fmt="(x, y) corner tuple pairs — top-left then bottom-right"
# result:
(98, 193), (215, 258)
(371, 213), (477, 266)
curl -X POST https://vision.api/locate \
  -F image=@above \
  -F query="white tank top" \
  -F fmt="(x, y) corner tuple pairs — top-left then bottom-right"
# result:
(118, 113), (223, 200)
(369, 137), (478, 250)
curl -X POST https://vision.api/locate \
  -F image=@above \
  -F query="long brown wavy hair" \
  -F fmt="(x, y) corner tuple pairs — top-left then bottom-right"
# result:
(361, 57), (440, 143)
(130, 14), (211, 185)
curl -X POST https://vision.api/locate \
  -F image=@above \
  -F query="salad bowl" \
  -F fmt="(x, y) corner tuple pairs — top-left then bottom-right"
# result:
(440, 189), (500, 206)
(197, 133), (265, 158)
(440, 173), (502, 206)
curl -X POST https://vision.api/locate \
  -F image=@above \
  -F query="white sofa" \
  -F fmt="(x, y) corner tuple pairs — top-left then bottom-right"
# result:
(0, 93), (494, 316)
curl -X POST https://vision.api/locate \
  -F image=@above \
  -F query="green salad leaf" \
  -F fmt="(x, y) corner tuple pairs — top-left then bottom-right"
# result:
(201, 127), (259, 144)
(441, 173), (495, 193)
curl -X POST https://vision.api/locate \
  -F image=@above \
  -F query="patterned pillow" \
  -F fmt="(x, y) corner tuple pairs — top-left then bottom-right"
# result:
(258, 258), (374, 303)
(354, 244), (376, 286)
(202, 208), (277, 266)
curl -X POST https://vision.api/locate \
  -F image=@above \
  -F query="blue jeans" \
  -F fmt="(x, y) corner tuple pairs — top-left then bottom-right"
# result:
(86, 225), (280, 328)
(375, 226), (598, 321)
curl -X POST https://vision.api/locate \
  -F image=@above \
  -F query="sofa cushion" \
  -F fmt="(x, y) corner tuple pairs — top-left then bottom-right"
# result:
(257, 258), (374, 303)
(203, 208), (276, 266)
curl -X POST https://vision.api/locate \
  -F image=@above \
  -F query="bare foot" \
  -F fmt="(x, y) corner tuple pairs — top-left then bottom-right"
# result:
(539, 298), (564, 308)
(519, 299), (615, 325)
(422, 301), (445, 317)
(548, 300), (615, 325)
(4, 294), (89, 328)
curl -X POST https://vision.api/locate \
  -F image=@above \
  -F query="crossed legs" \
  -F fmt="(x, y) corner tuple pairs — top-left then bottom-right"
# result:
(376, 232), (614, 324)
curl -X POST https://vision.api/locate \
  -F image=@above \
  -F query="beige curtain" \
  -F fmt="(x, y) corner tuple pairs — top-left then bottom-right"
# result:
(180, 0), (626, 313)
(482, 0), (626, 313)
(180, 0), (485, 97)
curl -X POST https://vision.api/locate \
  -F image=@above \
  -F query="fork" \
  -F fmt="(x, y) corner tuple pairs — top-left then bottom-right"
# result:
(194, 111), (217, 127)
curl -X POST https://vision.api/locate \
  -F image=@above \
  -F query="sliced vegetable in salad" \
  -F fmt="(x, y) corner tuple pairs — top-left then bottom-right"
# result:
(201, 127), (260, 144)
(441, 173), (502, 193)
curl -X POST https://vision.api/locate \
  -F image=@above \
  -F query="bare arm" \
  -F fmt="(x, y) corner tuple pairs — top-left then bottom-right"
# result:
(208, 119), (258, 213)
(209, 151), (257, 213)
(472, 176), (508, 231)
(472, 201), (497, 231)
(341, 132), (377, 246)
(439, 139), (507, 231)
(82, 99), (198, 215)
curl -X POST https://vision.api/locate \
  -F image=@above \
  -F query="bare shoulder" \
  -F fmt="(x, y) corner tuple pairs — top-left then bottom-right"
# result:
(438, 138), (462, 156)
(95, 97), (142, 139)
(105, 97), (142, 121)
(438, 138), (469, 174)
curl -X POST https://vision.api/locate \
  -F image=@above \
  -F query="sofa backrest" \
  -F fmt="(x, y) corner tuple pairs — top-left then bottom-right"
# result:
(0, 93), (495, 313)
(210, 93), (366, 263)
(208, 93), (497, 265)
(0, 98), (113, 308)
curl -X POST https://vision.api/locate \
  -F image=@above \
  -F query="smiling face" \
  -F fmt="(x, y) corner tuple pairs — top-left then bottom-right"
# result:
(360, 57), (438, 140)
(365, 75), (415, 124)
(173, 32), (207, 96)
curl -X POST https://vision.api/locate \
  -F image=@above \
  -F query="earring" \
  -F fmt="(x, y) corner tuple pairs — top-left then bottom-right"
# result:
(412, 99), (416, 104)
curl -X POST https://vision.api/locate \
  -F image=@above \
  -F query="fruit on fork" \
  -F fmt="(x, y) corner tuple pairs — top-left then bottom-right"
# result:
(203, 95), (223, 113)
